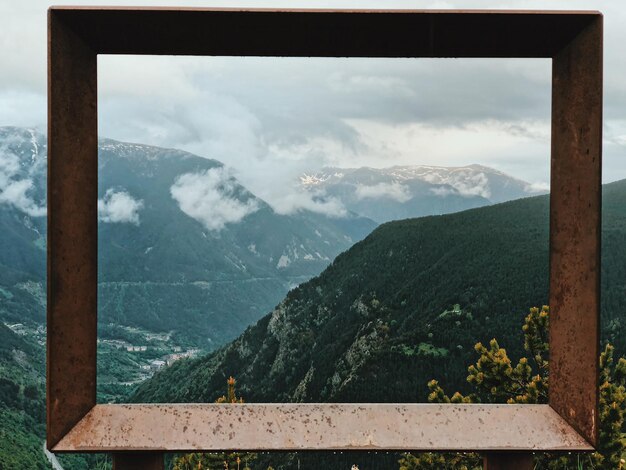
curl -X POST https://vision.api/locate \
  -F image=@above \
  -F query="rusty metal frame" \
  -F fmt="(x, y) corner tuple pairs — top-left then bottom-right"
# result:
(47, 7), (603, 470)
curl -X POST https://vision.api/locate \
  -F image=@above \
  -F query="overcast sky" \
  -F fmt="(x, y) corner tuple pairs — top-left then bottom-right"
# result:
(1, 0), (625, 210)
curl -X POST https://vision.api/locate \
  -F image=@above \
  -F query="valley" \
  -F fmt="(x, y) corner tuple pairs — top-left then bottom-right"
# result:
(0, 126), (592, 469)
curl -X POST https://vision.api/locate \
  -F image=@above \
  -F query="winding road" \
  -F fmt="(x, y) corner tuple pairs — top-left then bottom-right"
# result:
(43, 441), (64, 470)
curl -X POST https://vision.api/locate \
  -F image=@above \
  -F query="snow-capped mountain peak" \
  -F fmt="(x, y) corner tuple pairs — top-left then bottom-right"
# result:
(297, 164), (546, 223)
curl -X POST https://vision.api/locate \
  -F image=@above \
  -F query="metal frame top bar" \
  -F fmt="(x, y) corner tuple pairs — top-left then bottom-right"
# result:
(49, 7), (599, 58)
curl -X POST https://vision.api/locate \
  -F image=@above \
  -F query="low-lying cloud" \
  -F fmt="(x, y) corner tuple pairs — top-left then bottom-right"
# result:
(429, 172), (491, 199)
(525, 181), (550, 194)
(0, 178), (46, 216)
(98, 189), (144, 224)
(429, 186), (457, 197)
(170, 167), (260, 231)
(271, 188), (348, 218)
(0, 142), (46, 217)
(354, 182), (412, 203)
(429, 176), (492, 199)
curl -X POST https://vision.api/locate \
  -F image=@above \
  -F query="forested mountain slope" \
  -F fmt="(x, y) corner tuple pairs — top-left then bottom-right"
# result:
(0, 323), (48, 469)
(133, 179), (626, 405)
(0, 126), (376, 347)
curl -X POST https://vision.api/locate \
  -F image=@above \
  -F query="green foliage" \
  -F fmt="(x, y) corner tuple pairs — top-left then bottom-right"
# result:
(57, 454), (112, 470)
(132, 194), (560, 405)
(0, 409), (49, 470)
(99, 323), (145, 344)
(408, 306), (626, 469)
(172, 453), (251, 470)
(215, 376), (245, 404)
(393, 343), (449, 358)
(594, 344), (626, 469)
(0, 326), (49, 469)
(132, 183), (626, 469)
(130, 183), (626, 407)
(3, 176), (626, 468)
(464, 306), (549, 405)
(398, 452), (480, 470)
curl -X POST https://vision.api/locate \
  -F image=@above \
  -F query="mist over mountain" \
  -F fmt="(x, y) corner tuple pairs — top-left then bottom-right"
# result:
(300, 164), (546, 223)
(0, 126), (376, 346)
(0, 126), (545, 346)
(0, 126), (567, 469)
(96, 138), (377, 344)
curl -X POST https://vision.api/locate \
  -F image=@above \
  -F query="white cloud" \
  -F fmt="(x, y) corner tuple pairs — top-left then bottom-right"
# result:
(0, 178), (46, 216)
(98, 189), (144, 224)
(446, 172), (491, 199)
(0, 147), (21, 188)
(429, 186), (457, 197)
(0, 143), (46, 216)
(327, 73), (415, 98)
(525, 181), (550, 194)
(170, 167), (259, 231)
(270, 189), (348, 218)
(344, 119), (551, 184)
(354, 182), (412, 203)
(0, 91), (46, 129)
(3, 0), (626, 189)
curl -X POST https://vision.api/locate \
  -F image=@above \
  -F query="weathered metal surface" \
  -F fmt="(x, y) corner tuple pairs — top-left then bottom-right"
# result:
(47, 9), (98, 450)
(46, 8), (603, 465)
(52, 404), (592, 452)
(48, 7), (598, 58)
(112, 453), (164, 470)
(550, 15), (603, 447)
(483, 453), (534, 470)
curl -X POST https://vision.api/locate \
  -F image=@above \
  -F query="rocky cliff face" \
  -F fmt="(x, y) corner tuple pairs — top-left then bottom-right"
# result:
(132, 180), (626, 408)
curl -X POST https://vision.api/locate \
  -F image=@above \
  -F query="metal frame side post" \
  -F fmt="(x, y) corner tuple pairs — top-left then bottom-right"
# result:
(47, 8), (98, 449)
(113, 453), (164, 470)
(484, 453), (534, 470)
(549, 14), (603, 446)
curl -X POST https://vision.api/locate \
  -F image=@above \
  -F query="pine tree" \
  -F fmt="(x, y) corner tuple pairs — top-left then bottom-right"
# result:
(172, 377), (257, 470)
(402, 306), (626, 469)
(215, 376), (244, 404)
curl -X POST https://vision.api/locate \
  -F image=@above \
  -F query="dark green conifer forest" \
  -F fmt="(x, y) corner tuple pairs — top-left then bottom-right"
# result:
(131, 180), (626, 469)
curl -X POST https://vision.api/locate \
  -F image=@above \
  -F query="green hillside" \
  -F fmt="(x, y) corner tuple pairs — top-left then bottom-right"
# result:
(0, 127), (378, 467)
(133, 179), (626, 406)
(96, 140), (376, 344)
(0, 323), (49, 469)
(0, 127), (376, 350)
(0, 324), (112, 469)
(131, 181), (626, 468)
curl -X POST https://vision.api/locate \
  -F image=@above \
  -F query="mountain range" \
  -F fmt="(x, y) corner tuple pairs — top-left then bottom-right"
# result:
(0, 126), (543, 347)
(129, 178), (626, 469)
(133, 179), (626, 406)
(300, 164), (545, 223)
(0, 126), (376, 346)
(0, 125), (564, 469)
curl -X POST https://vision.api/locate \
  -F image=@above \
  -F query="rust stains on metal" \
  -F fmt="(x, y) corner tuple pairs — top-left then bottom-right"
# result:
(46, 8), (599, 59)
(550, 14), (603, 447)
(52, 404), (592, 452)
(46, 8), (603, 468)
(47, 8), (98, 449)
